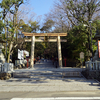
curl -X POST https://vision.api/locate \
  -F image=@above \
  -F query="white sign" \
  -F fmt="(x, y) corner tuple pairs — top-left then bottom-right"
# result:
(24, 50), (29, 57)
(80, 52), (84, 59)
(21, 50), (24, 60)
(18, 49), (29, 59)
(18, 49), (21, 59)
(18, 49), (24, 59)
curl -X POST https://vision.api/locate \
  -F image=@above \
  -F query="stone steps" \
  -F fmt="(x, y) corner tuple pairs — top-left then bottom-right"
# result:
(13, 70), (82, 78)
(13, 72), (62, 78)
(62, 71), (81, 77)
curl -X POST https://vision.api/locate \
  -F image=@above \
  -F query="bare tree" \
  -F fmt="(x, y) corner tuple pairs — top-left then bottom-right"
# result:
(55, 0), (100, 26)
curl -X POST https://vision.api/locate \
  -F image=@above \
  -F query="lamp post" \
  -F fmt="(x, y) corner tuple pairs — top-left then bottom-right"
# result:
(6, 20), (9, 62)
(89, 20), (93, 61)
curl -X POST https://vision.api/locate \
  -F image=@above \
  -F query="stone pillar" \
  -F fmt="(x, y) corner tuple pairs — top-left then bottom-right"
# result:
(30, 36), (35, 68)
(95, 60), (98, 70)
(57, 36), (62, 67)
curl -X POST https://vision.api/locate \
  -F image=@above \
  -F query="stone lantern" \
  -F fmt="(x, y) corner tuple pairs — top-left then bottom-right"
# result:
(0, 34), (6, 64)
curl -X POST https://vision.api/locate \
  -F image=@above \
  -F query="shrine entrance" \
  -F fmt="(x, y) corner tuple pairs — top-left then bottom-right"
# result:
(22, 32), (67, 68)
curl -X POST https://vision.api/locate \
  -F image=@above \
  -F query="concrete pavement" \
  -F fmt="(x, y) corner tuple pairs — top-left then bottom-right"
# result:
(0, 59), (100, 92)
(0, 59), (100, 100)
(1, 91), (100, 100)
(0, 77), (100, 92)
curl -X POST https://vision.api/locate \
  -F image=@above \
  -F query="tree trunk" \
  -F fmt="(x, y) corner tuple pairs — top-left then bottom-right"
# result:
(4, 18), (7, 59)
(7, 41), (13, 63)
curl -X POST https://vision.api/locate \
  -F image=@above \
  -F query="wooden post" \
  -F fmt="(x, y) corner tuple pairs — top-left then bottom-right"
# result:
(57, 36), (62, 67)
(30, 36), (35, 68)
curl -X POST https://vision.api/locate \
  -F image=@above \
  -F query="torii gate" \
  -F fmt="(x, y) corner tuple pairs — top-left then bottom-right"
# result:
(22, 32), (67, 68)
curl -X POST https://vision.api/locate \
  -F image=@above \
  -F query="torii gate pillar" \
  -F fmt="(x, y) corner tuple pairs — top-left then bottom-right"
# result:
(57, 36), (62, 67)
(30, 35), (35, 68)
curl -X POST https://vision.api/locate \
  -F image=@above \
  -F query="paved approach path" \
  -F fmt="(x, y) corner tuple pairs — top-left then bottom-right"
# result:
(0, 59), (100, 93)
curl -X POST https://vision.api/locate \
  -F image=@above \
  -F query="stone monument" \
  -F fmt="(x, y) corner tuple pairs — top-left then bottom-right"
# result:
(0, 34), (6, 64)
(0, 34), (14, 80)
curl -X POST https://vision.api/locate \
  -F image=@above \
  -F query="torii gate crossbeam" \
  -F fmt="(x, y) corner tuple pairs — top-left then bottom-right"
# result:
(22, 32), (67, 68)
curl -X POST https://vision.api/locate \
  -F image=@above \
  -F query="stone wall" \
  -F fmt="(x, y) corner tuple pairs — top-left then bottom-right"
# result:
(82, 69), (100, 81)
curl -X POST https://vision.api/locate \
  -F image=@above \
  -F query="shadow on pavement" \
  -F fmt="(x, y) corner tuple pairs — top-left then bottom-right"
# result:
(4, 59), (100, 89)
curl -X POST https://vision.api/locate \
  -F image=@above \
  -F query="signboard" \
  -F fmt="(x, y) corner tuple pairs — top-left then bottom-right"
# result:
(24, 50), (29, 57)
(80, 52), (84, 59)
(98, 40), (100, 58)
(21, 50), (24, 60)
(18, 49), (29, 59)
(18, 49), (24, 59)
(18, 49), (21, 59)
